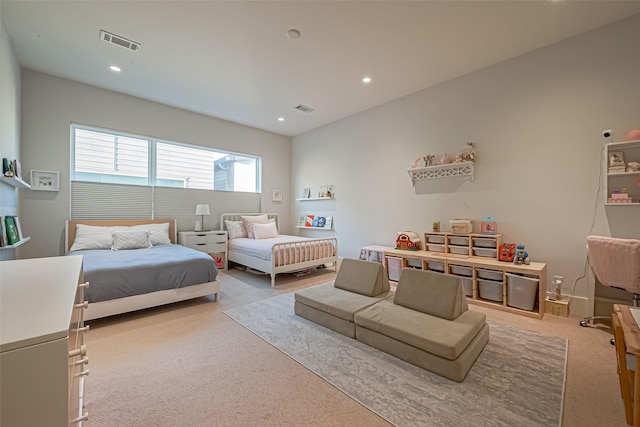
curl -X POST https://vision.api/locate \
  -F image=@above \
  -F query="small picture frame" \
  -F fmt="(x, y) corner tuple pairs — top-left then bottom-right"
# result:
(30, 170), (60, 191)
(272, 189), (283, 202)
(608, 151), (625, 168)
(303, 187), (311, 198)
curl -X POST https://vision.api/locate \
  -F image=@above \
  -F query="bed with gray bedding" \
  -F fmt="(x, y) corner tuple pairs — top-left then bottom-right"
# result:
(68, 244), (218, 303)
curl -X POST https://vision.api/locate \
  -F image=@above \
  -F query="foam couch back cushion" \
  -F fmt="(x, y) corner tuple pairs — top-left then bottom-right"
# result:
(394, 269), (468, 320)
(334, 258), (390, 297)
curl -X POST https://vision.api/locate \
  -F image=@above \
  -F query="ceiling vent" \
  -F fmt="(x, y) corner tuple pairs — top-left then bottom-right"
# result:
(99, 30), (141, 52)
(294, 104), (315, 113)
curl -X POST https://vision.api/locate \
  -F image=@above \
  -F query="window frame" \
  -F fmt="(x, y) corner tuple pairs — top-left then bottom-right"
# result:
(70, 123), (262, 193)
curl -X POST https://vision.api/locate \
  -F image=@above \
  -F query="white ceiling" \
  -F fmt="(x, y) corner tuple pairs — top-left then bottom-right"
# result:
(3, 1), (640, 137)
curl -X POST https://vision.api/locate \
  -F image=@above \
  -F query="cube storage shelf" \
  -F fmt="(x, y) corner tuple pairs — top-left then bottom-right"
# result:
(424, 232), (502, 260)
(384, 248), (546, 319)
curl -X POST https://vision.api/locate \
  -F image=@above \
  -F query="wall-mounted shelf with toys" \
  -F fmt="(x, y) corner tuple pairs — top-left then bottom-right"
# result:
(605, 139), (640, 206)
(407, 162), (475, 186)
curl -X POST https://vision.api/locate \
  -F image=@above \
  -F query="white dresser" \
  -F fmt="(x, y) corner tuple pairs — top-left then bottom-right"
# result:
(178, 230), (228, 270)
(0, 256), (88, 426)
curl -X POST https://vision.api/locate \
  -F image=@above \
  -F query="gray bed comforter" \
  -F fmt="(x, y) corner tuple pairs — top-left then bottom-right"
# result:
(66, 244), (218, 303)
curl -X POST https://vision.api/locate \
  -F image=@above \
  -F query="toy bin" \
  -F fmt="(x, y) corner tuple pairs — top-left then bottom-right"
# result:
(477, 268), (503, 281)
(386, 256), (402, 281)
(448, 245), (470, 255)
(448, 236), (469, 246)
(460, 277), (473, 297)
(426, 243), (445, 253)
(426, 234), (445, 244)
(427, 261), (445, 273)
(450, 265), (472, 277)
(506, 273), (539, 311)
(472, 237), (497, 248)
(478, 278), (503, 303)
(472, 247), (497, 258)
(406, 258), (422, 269)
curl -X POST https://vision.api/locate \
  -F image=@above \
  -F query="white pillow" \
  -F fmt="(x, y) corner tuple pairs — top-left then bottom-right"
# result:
(70, 224), (125, 251)
(131, 222), (171, 246)
(111, 230), (152, 250)
(225, 220), (247, 239)
(253, 221), (279, 239)
(241, 214), (270, 239)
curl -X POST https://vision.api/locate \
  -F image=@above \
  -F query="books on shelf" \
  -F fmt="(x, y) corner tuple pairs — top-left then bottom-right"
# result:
(300, 214), (333, 229)
(1, 215), (24, 246)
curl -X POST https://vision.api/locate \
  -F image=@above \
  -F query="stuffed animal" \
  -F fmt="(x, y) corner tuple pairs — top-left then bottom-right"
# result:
(627, 162), (640, 172)
(513, 244), (530, 265)
(423, 155), (435, 167)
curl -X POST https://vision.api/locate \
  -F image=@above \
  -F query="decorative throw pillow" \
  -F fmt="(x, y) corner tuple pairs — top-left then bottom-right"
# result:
(253, 221), (279, 239)
(70, 224), (124, 251)
(131, 222), (172, 246)
(111, 230), (152, 251)
(241, 214), (269, 239)
(225, 220), (247, 239)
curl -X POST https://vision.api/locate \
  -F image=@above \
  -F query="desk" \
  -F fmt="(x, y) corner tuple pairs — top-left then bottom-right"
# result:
(613, 304), (640, 426)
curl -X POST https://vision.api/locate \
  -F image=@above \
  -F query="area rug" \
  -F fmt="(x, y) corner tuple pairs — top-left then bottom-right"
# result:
(225, 293), (567, 427)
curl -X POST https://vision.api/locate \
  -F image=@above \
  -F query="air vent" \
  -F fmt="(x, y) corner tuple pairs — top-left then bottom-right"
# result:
(294, 104), (315, 113)
(99, 30), (141, 52)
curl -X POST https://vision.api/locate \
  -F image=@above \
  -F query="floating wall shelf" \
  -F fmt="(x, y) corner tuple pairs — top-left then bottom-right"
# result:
(407, 161), (475, 186)
(0, 176), (31, 189)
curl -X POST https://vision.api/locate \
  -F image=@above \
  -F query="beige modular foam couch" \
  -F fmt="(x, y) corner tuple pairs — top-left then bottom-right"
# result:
(295, 259), (489, 382)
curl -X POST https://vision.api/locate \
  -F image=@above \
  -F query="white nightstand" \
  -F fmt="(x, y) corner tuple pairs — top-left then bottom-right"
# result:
(178, 230), (228, 270)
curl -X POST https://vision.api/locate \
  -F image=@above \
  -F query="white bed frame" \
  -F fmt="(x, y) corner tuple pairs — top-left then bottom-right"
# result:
(221, 213), (338, 287)
(65, 219), (220, 321)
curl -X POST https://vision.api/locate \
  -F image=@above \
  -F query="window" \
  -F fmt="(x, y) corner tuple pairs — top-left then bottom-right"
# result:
(71, 124), (261, 192)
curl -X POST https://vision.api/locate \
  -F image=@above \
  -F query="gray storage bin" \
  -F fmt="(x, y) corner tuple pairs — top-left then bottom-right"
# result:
(472, 237), (497, 248)
(386, 256), (402, 281)
(427, 261), (445, 272)
(448, 236), (469, 246)
(449, 245), (470, 255)
(426, 234), (445, 244)
(477, 268), (503, 281)
(450, 264), (472, 277)
(406, 258), (422, 268)
(460, 277), (473, 297)
(473, 247), (497, 258)
(478, 278), (503, 302)
(506, 273), (539, 311)
(426, 243), (445, 253)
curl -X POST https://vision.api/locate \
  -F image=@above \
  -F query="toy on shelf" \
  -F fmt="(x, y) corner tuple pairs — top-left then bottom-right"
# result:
(513, 244), (530, 265)
(395, 230), (421, 251)
(481, 217), (497, 234)
(423, 154), (435, 167)
(608, 188), (633, 204)
(499, 243), (516, 262)
(627, 162), (640, 172)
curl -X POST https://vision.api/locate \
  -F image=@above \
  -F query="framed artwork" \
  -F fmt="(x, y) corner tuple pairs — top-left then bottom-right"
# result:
(303, 187), (311, 198)
(272, 189), (283, 202)
(30, 170), (60, 191)
(608, 151), (625, 168)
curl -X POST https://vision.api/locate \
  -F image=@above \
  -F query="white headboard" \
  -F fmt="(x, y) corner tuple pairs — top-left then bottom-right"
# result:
(220, 213), (279, 230)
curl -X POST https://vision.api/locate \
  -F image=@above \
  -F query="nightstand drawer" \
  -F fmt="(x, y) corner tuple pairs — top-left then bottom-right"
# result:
(207, 242), (226, 253)
(185, 234), (210, 245)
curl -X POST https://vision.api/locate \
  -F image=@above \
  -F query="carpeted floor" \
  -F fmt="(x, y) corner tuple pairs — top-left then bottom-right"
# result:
(225, 292), (567, 427)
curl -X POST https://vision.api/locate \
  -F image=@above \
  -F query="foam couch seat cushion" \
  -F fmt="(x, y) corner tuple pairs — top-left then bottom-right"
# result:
(394, 269), (467, 320)
(354, 299), (487, 360)
(295, 282), (392, 321)
(334, 258), (390, 297)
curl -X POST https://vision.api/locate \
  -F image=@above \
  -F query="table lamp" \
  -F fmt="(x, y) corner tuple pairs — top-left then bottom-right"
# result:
(195, 204), (210, 231)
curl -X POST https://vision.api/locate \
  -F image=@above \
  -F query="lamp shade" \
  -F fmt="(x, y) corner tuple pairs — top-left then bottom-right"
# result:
(195, 204), (210, 216)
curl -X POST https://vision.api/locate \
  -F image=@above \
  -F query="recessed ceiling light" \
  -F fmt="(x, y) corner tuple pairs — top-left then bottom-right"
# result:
(278, 117), (285, 122)
(109, 65), (121, 72)
(362, 76), (372, 84)
(287, 29), (301, 39)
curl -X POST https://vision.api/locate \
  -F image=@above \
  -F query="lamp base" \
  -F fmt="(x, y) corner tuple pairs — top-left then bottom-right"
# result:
(194, 220), (202, 231)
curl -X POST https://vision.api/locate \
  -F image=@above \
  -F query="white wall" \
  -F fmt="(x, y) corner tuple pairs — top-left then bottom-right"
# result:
(0, 16), (22, 261)
(19, 71), (291, 258)
(292, 14), (640, 317)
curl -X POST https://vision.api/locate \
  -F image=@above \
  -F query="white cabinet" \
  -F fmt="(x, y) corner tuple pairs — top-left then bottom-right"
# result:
(0, 256), (88, 426)
(179, 230), (227, 270)
(606, 139), (640, 206)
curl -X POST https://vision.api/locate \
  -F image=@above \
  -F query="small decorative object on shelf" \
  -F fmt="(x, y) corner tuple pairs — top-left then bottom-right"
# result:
(432, 221), (440, 232)
(481, 217), (497, 234)
(627, 127), (640, 141)
(395, 230), (421, 251)
(423, 155), (435, 167)
(608, 151), (626, 172)
(302, 187), (311, 198)
(627, 162), (640, 172)
(450, 219), (473, 234)
(608, 188), (633, 204)
(546, 275), (564, 301)
(513, 244), (530, 265)
(499, 243), (517, 262)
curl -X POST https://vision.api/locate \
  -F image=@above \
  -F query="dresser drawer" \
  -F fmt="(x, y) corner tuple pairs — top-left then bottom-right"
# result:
(207, 242), (226, 253)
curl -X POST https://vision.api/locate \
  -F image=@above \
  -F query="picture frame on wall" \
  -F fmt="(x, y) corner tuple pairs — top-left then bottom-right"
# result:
(608, 151), (625, 168)
(272, 189), (283, 202)
(30, 170), (60, 191)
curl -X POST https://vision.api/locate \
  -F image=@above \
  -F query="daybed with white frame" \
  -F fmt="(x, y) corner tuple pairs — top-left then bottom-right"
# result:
(65, 219), (220, 321)
(221, 213), (338, 287)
